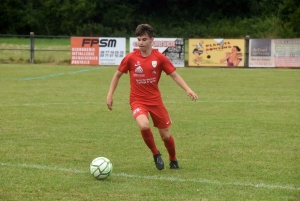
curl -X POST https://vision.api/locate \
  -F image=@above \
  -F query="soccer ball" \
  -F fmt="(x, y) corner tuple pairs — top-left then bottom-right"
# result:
(90, 157), (113, 180)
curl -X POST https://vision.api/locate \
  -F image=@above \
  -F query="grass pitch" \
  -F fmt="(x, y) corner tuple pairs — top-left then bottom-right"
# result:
(0, 64), (299, 200)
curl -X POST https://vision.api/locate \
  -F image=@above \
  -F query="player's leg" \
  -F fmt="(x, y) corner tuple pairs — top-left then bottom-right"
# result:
(150, 105), (179, 169)
(158, 128), (179, 169)
(133, 106), (163, 170)
(135, 114), (159, 155)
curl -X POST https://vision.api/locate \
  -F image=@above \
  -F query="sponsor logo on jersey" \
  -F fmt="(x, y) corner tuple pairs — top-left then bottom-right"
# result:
(135, 61), (141, 66)
(135, 66), (143, 73)
(134, 61), (145, 77)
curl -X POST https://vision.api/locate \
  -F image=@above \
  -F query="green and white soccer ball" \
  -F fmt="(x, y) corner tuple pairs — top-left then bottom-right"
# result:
(90, 157), (113, 180)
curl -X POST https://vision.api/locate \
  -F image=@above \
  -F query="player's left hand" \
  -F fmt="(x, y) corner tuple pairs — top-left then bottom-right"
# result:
(106, 96), (113, 110)
(187, 91), (198, 101)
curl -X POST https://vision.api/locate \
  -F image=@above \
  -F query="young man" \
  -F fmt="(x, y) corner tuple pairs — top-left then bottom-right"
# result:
(106, 24), (198, 170)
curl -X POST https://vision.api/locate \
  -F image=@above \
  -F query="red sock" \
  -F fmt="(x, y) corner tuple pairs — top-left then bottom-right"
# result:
(140, 129), (159, 155)
(163, 135), (176, 161)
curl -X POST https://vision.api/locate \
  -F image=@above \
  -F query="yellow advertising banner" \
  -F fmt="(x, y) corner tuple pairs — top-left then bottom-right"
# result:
(188, 39), (245, 67)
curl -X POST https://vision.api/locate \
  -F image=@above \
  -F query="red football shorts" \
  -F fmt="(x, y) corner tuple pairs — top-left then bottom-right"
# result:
(130, 102), (172, 129)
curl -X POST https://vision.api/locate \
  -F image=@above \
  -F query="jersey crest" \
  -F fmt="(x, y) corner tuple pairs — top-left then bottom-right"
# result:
(152, 61), (157, 68)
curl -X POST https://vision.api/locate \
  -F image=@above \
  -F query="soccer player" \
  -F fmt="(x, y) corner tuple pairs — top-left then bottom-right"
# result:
(106, 24), (198, 170)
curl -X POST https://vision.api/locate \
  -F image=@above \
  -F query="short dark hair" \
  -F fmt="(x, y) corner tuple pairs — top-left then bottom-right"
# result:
(135, 24), (154, 38)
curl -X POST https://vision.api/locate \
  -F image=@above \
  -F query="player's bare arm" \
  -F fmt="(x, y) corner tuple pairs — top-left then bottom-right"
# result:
(169, 71), (198, 101)
(107, 70), (123, 110)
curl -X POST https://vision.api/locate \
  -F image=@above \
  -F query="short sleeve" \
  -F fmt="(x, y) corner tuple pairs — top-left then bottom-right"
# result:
(118, 55), (129, 73)
(161, 54), (176, 75)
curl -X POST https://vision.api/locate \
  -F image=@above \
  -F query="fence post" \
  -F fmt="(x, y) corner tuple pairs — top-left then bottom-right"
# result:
(30, 32), (34, 63)
(245, 35), (250, 67)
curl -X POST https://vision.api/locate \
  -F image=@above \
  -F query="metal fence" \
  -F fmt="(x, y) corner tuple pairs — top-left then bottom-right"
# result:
(0, 33), (70, 64)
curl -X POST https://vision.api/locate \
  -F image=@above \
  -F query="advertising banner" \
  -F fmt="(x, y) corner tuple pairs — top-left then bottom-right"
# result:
(249, 39), (274, 67)
(274, 39), (300, 67)
(188, 39), (245, 67)
(130, 37), (185, 67)
(71, 37), (99, 65)
(71, 37), (126, 65)
(99, 37), (126, 65)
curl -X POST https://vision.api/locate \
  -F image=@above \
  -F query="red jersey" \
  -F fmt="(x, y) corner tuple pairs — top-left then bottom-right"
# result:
(118, 49), (176, 105)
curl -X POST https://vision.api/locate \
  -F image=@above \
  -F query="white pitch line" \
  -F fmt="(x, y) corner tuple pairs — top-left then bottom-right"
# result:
(13, 67), (104, 81)
(1, 162), (299, 191)
(0, 100), (299, 107)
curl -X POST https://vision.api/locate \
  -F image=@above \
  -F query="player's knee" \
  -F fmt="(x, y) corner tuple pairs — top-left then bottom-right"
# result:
(139, 123), (150, 130)
(159, 128), (170, 141)
(161, 134), (170, 141)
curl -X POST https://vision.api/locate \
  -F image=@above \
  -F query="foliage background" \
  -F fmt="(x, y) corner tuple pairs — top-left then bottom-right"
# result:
(0, 0), (299, 38)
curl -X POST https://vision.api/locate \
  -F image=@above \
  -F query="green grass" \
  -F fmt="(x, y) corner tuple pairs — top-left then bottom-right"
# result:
(0, 37), (70, 64)
(0, 64), (299, 200)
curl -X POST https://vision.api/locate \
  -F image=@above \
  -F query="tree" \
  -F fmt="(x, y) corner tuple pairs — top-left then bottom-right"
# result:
(278, 0), (300, 37)
(0, 0), (29, 34)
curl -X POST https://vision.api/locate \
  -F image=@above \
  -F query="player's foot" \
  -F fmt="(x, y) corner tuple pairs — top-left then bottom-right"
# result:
(153, 151), (164, 170)
(169, 160), (179, 169)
